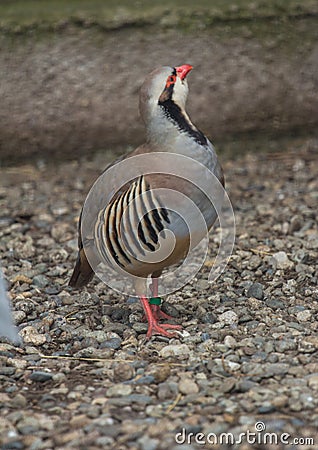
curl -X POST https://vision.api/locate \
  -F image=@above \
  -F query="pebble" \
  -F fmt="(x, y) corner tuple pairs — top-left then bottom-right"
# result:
(220, 378), (236, 393)
(265, 298), (285, 309)
(150, 364), (171, 383)
(113, 362), (135, 382)
(29, 371), (53, 382)
(271, 394), (289, 408)
(296, 310), (312, 322)
(218, 310), (238, 326)
(275, 339), (297, 352)
(100, 337), (122, 349)
(10, 394), (27, 408)
(106, 384), (133, 397)
(159, 344), (191, 358)
(307, 374), (318, 390)
(0, 366), (16, 376)
(69, 414), (91, 428)
(223, 335), (237, 348)
(107, 394), (152, 406)
(271, 251), (294, 270)
(201, 312), (217, 324)
(138, 436), (160, 450)
(32, 275), (49, 288)
(196, 280), (210, 291)
(12, 310), (27, 324)
(157, 382), (178, 400)
(178, 378), (199, 395)
(19, 326), (47, 345)
(299, 336), (318, 352)
(16, 417), (40, 434)
(246, 282), (264, 300)
(236, 379), (257, 393)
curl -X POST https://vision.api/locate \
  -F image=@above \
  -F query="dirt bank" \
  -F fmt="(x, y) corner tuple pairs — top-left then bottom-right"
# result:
(0, 5), (317, 164)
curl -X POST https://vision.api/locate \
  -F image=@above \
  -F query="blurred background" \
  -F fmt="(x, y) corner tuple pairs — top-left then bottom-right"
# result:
(0, 0), (317, 165)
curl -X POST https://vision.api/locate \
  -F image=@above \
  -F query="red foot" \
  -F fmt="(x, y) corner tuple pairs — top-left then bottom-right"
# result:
(150, 304), (175, 321)
(146, 321), (182, 339)
(139, 296), (182, 339)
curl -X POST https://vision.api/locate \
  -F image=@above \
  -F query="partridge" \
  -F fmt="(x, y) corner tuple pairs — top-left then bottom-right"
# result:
(69, 64), (224, 338)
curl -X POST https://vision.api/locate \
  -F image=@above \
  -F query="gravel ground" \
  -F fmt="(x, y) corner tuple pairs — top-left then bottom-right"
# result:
(0, 139), (318, 450)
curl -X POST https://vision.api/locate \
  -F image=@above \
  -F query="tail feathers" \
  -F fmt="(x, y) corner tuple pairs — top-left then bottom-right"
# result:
(69, 249), (94, 288)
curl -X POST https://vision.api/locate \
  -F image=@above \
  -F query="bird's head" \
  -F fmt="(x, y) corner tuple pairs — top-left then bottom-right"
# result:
(139, 64), (193, 125)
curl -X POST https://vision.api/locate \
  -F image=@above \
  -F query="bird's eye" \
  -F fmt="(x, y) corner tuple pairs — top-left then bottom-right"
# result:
(165, 75), (176, 88)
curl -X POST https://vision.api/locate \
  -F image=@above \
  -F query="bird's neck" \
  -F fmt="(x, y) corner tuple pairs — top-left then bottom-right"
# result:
(159, 99), (207, 146)
(146, 100), (208, 151)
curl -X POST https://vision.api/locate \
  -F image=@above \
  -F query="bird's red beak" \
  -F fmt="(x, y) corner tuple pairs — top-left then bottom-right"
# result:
(176, 64), (193, 81)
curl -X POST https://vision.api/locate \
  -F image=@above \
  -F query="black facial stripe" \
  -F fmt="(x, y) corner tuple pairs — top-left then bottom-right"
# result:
(158, 99), (208, 146)
(158, 69), (178, 102)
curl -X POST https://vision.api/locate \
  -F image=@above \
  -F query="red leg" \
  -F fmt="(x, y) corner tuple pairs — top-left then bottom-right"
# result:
(139, 296), (182, 339)
(149, 278), (175, 321)
(150, 278), (159, 297)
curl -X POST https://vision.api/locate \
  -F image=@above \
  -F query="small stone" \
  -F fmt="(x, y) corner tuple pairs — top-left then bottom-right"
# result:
(265, 298), (285, 310)
(138, 436), (160, 450)
(10, 394), (27, 408)
(178, 378), (199, 395)
(289, 215), (302, 232)
(17, 417), (40, 434)
(275, 339), (297, 353)
(271, 251), (293, 270)
(134, 375), (155, 385)
(7, 358), (28, 370)
(106, 384), (133, 397)
(150, 364), (171, 383)
(160, 344), (191, 358)
(29, 371), (53, 382)
(101, 338), (122, 349)
(218, 311), (238, 326)
(263, 363), (290, 377)
(12, 310), (26, 324)
(196, 280), (210, 291)
(220, 378), (236, 393)
(296, 310), (312, 322)
(107, 394), (152, 406)
(113, 362), (135, 382)
(236, 379), (257, 393)
(215, 343), (228, 353)
(201, 312), (217, 324)
(20, 326), (47, 345)
(132, 322), (148, 333)
(96, 437), (115, 446)
(300, 336), (318, 352)
(85, 330), (111, 343)
(69, 414), (91, 428)
(224, 335), (237, 348)
(157, 381), (178, 400)
(0, 392), (10, 403)
(51, 223), (71, 242)
(258, 403), (276, 414)
(32, 275), (49, 288)
(307, 374), (318, 390)
(247, 282), (264, 300)
(271, 395), (289, 408)
(223, 360), (241, 372)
